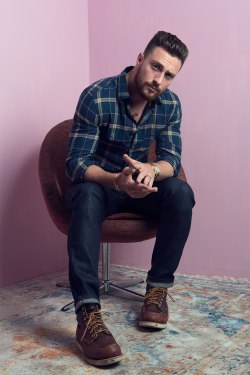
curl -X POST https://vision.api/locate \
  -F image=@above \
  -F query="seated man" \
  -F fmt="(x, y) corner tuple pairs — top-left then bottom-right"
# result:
(65, 30), (195, 367)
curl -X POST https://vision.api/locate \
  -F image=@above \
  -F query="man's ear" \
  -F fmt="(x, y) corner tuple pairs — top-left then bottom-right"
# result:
(136, 53), (144, 64)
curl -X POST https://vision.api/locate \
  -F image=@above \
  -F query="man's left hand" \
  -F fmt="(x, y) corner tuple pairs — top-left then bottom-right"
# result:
(123, 154), (155, 188)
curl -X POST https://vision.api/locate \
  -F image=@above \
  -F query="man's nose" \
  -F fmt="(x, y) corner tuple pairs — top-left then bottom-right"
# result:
(154, 72), (164, 85)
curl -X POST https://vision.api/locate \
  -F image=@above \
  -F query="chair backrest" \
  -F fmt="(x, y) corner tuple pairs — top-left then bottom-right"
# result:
(38, 120), (71, 234)
(38, 120), (187, 241)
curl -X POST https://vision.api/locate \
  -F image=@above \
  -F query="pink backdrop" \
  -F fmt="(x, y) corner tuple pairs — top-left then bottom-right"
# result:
(0, 0), (89, 286)
(89, 0), (250, 279)
(1, 0), (249, 287)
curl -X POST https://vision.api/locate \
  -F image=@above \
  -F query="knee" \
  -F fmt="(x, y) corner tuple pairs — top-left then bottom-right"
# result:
(158, 178), (195, 210)
(177, 181), (195, 209)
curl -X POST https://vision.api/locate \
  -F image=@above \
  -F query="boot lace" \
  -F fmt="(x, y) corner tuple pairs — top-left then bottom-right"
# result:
(81, 311), (109, 340)
(145, 287), (175, 306)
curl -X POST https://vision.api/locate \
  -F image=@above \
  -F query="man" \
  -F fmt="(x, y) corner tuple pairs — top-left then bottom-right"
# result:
(66, 31), (195, 366)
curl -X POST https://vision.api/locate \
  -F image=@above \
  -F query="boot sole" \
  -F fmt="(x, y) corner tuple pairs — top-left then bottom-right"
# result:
(139, 321), (167, 329)
(76, 341), (123, 366)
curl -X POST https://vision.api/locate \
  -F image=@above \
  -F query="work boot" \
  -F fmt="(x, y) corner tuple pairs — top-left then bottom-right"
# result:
(76, 304), (123, 366)
(139, 285), (174, 329)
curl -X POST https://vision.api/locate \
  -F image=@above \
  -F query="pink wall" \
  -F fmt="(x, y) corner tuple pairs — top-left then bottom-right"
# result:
(0, 0), (89, 287)
(89, 0), (250, 278)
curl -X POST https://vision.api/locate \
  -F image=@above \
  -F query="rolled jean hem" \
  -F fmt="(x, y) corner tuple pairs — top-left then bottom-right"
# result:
(146, 278), (174, 289)
(75, 298), (101, 313)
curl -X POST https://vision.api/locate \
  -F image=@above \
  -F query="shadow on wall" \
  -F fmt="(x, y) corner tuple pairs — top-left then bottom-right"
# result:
(0, 148), (67, 287)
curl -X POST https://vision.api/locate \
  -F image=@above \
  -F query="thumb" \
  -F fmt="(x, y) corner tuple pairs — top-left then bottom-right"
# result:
(122, 166), (134, 175)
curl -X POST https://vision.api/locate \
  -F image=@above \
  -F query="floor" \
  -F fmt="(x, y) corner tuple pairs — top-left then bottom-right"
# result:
(0, 265), (249, 374)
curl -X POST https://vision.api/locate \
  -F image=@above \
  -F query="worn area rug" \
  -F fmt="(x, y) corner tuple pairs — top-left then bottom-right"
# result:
(0, 266), (249, 375)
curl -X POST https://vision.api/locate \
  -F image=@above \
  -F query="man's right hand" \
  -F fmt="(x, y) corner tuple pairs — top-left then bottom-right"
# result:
(117, 167), (158, 198)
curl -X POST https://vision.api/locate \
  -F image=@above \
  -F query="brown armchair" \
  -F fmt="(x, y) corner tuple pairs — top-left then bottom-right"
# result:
(38, 120), (187, 310)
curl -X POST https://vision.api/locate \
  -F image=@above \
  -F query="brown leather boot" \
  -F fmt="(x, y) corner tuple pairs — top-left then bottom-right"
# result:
(76, 304), (123, 366)
(139, 285), (174, 329)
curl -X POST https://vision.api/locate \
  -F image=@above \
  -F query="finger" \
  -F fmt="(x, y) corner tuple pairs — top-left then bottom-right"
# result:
(131, 188), (157, 198)
(136, 174), (150, 185)
(122, 166), (134, 175)
(123, 154), (142, 171)
(143, 175), (153, 187)
(123, 154), (134, 163)
(148, 186), (158, 193)
(133, 183), (158, 193)
(146, 175), (155, 189)
(136, 172), (153, 185)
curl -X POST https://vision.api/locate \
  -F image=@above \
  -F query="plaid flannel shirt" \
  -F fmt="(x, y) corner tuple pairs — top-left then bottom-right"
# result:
(66, 67), (183, 183)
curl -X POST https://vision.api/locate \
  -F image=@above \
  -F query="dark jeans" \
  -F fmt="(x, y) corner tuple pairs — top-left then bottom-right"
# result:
(66, 178), (195, 311)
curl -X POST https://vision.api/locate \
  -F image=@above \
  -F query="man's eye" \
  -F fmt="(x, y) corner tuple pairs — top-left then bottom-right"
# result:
(165, 73), (173, 80)
(152, 64), (160, 71)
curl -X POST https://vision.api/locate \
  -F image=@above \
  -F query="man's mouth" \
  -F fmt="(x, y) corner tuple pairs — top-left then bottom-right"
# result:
(146, 84), (160, 93)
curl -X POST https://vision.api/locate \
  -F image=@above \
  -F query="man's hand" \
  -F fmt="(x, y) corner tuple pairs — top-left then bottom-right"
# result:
(116, 154), (158, 198)
(123, 154), (156, 186)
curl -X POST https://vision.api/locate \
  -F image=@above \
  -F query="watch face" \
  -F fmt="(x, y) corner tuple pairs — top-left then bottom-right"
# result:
(150, 163), (160, 178)
(154, 166), (160, 177)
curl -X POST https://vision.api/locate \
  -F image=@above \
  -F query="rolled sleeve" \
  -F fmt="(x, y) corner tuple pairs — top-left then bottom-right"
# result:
(156, 94), (182, 176)
(66, 92), (101, 183)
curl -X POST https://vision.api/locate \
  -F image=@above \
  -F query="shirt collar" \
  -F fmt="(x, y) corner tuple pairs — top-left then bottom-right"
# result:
(117, 67), (132, 102)
(117, 66), (163, 105)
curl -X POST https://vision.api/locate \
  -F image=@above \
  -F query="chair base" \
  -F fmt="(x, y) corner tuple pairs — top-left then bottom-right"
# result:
(100, 278), (145, 300)
(57, 277), (145, 312)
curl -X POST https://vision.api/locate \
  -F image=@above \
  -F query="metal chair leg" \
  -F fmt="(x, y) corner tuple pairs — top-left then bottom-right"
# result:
(99, 242), (144, 300)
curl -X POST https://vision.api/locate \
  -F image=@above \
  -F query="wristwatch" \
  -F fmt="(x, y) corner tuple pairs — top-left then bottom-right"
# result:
(149, 162), (160, 178)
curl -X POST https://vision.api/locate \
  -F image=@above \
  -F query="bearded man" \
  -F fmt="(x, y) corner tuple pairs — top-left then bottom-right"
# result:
(65, 31), (195, 367)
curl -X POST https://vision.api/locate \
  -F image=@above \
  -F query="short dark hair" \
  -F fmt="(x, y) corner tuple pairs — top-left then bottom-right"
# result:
(144, 31), (189, 66)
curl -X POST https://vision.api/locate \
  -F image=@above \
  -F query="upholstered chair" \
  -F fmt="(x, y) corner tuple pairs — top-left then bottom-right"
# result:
(38, 120), (187, 310)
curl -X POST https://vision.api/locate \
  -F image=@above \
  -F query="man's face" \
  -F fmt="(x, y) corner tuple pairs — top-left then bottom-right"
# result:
(134, 47), (182, 101)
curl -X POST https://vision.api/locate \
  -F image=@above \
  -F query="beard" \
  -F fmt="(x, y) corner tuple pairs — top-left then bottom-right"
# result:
(134, 68), (161, 101)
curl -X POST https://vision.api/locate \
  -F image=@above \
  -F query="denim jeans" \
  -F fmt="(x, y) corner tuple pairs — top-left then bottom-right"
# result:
(66, 178), (195, 312)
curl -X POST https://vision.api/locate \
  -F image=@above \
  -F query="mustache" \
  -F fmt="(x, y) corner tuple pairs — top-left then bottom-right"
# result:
(146, 81), (161, 92)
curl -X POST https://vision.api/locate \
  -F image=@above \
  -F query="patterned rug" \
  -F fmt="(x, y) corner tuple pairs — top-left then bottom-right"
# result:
(0, 266), (249, 375)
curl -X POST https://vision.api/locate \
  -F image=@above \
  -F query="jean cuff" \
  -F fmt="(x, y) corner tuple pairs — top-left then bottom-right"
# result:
(75, 298), (101, 313)
(146, 277), (174, 289)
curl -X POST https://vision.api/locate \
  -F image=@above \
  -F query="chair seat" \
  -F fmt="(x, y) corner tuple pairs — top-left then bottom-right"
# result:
(105, 212), (154, 220)
(102, 213), (159, 243)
